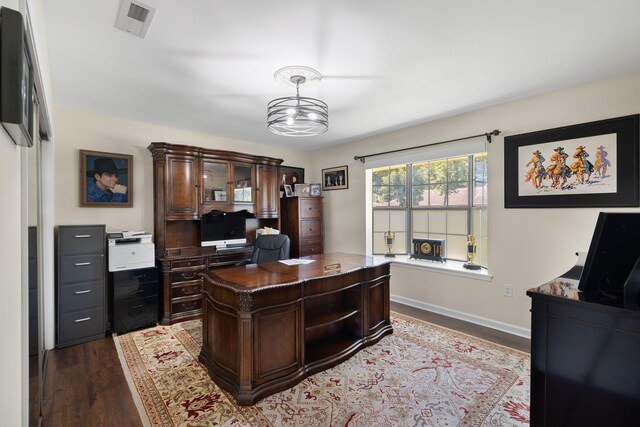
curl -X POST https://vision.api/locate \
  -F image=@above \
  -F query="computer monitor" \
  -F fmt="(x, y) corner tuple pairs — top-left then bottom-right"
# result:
(578, 212), (640, 295)
(200, 210), (247, 248)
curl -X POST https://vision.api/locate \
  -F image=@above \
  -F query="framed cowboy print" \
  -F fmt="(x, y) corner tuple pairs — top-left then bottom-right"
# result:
(80, 149), (133, 207)
(504, 115), (639, 208)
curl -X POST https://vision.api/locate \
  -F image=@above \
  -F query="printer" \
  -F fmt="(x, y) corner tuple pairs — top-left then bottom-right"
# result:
(107, 231), (155, 272)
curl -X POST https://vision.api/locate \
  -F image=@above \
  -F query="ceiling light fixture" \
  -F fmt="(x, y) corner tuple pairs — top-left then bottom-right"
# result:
(267, 66), (328, 137)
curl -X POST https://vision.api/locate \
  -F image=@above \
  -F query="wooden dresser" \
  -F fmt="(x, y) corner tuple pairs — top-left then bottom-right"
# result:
(280, 196), (323, 258)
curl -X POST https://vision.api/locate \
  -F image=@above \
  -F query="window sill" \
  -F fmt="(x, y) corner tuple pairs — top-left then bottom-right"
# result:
(374, 255), (493, 282)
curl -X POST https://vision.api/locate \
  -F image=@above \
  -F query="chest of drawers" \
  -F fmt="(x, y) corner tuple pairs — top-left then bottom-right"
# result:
(56, 225), (106, 348)
(112, 267), (158, 334)
(280, 196), (323, 258)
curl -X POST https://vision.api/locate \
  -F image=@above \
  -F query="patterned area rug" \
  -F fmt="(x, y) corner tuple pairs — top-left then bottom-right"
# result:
(114, 313), (530, 426)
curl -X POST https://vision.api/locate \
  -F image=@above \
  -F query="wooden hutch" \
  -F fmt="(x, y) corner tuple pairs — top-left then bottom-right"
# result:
(148, 142), (282, 324)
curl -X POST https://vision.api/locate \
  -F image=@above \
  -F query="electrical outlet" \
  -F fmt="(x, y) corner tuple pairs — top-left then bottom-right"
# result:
(504, 284), (513, 298)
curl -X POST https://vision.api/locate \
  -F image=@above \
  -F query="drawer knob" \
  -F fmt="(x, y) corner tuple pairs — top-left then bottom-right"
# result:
(181, 288), (196, 295)
(74, 317), (91, 323)
(74, 289), (91, 295)
(74, 235), (91, 238)
(182, 272), (197, 280)
(130, 289), (144, 294)
(182, 302), (197, 310)
(131, 275), (144, 279)
(130, 304), (144, 309)
(74, 262), (91, 266)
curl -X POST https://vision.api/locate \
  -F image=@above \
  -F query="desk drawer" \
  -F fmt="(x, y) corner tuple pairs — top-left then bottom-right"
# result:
(171, 270), (203, 284)
(299, 219), (321, 239)
(300, 199), (322, 219)
(172, 297), (202, 315)
(59, 226), (104, 255)
(58, 280), (104, 313)
(172, 282), (202, 299)
(171, 258), (205, 270)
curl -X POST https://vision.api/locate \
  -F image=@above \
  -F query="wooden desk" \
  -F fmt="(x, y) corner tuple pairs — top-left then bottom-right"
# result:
(199, 253), (393, 405)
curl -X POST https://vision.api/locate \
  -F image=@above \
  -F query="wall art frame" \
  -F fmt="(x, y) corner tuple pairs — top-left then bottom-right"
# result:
(322, 165), (349, 191)
(504, 114), (639, 208)
(80, 149), (133, 207)
(278, 165), (305, 190)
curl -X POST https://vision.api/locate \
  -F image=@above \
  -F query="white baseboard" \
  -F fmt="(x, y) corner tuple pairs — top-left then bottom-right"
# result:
(390, 294), (531, 339)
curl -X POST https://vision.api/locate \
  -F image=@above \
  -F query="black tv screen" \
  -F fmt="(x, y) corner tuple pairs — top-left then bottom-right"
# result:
(200, 210), (247, 248)
(578, 213), (640, 295)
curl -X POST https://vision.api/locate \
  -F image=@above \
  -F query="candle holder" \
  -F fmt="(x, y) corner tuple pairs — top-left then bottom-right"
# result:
(383, 230), (396, 258)
(463, 235), (481, 270)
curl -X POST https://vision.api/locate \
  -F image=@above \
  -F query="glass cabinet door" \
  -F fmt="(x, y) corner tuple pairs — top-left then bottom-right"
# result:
(232, 163), (253, 203)
(202, 161), (228, 203)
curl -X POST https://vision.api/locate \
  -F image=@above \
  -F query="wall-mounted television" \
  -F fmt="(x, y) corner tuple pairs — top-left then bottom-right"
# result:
(200, 210), (247, 248)
(0, 7), (33, 147)
(578, 212), (640, 296)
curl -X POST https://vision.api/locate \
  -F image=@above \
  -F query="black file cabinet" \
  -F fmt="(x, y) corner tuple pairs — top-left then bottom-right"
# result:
(56, 225), (106, 348)
(112, 267), (158, 334)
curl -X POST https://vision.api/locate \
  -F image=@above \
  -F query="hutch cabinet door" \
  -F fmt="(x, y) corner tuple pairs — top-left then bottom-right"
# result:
(256, 164), (279, 218)
(200, 160), (229, 210)
(165, 154), (199, 220)
(231, 162), (254, 205)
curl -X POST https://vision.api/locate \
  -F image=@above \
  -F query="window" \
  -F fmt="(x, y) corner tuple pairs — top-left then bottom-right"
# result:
(370, 152), (488, 266)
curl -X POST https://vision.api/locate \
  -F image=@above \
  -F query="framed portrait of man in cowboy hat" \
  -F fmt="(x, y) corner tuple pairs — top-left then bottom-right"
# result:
(80, 149), (133, 207)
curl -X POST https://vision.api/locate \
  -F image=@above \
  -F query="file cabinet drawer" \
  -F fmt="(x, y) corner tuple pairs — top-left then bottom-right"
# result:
(58, 307), (104, 347)
(299, 219), (322, 239)
(113, 295), (158, 334)
(59, 226), (105, 255)
(300, 198), (322, 219)
(58, 281), (104, 313)
(59, 254), (104, 284)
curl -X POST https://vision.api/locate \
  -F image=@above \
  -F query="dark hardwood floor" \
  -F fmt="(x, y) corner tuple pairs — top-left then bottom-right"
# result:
(41, 302), (530, 426)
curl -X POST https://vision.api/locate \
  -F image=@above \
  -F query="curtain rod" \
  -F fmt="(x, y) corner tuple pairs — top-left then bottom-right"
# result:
(353, 129), (501, 163)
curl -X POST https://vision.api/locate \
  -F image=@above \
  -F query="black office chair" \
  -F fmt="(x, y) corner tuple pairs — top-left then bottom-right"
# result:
(236, 234), (290, 266)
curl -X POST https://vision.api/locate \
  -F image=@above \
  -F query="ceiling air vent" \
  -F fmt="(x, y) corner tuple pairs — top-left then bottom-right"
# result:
(115, 0), (156, 39)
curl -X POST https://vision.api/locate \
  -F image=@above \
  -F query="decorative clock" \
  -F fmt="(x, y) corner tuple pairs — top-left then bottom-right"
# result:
(410, 238), (445, 262)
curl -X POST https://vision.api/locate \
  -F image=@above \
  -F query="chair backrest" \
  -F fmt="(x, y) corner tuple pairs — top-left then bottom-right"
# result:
(250, 234), (291, 264)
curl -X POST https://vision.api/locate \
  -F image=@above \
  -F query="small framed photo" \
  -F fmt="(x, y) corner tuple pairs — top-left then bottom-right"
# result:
(295, 183), (311, 197)
(322, 165), (348, 191)
(284, 184), (294, 197)
(309, 183), (321, 197)
(213, 190), (227, 201)
(80, 149), (133, 207)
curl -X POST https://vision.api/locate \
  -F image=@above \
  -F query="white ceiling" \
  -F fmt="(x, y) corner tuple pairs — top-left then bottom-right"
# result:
(44, 0), (640, 151)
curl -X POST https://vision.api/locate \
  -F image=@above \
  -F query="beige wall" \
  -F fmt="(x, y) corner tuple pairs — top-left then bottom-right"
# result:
(0, 124), (23, 426)
(54, 108), (313, 233)
(313, 72), (640, 332)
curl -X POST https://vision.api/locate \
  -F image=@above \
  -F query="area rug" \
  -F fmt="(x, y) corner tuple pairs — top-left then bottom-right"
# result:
(114, 313), (530, 426)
